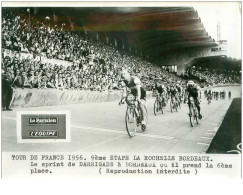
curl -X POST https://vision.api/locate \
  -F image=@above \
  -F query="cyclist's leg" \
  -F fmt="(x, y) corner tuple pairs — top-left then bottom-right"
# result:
(132, 87), (146, 122)
(187, 95), (191, 108)
(194, 95), (202, 118)
(171, 94), (174, 103)
(159, 92), (163, 106)
(140, 87), (147, 129)
(162, 92), (165, 106)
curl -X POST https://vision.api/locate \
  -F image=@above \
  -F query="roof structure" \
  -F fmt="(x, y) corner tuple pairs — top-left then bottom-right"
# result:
(4, 7), (218, 63)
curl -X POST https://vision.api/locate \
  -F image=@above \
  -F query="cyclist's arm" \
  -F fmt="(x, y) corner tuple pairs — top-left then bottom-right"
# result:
(118, 81), (127, 104)
(136, 84), (141, 100)
(134, 77), (141, 101)
(120, 82), (127, 98)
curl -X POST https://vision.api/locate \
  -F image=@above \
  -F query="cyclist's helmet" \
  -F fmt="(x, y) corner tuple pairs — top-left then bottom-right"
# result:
(187, 80), (194, 87)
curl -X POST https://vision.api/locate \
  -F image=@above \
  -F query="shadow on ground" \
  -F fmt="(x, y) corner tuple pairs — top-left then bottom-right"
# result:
(207, 98), (241, 154)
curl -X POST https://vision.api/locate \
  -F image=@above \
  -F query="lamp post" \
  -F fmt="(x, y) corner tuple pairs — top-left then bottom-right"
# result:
(27, 8), (30, 33)
(27, 8), (30, 48)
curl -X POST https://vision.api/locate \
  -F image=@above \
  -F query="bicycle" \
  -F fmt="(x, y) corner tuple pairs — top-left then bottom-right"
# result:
(154, 92), (166, 115)
(119, 93), (148, 137)
(188, 96), (199, 127)
(170, 96), (178, 113)
(176, 94), (182, 109)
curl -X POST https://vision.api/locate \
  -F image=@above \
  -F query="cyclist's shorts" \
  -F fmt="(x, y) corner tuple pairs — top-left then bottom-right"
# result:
(188, 95), (200, 105)
(188, 91), (198, 99)
(131, 87), (146, 100)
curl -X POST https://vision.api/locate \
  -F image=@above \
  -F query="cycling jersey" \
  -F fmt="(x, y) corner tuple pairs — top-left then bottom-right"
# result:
(123, 76), (146, 100)
(155, 83), (166, 94)
(170, 87), (178, 96)
(123, 76), (140, 88)
(186, 85), (201, 117)
(186, 85), (198, 98)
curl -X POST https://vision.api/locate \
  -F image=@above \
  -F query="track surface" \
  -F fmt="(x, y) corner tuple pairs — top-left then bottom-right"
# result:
(207, 98), (241, 153)
(2, 86), (241, 153)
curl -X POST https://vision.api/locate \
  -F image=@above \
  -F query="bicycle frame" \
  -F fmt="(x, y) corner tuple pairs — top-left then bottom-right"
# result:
(121, 93), (147, 137)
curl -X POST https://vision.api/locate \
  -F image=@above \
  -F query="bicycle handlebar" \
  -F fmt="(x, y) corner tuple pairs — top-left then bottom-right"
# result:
(118, 95), (141, 106)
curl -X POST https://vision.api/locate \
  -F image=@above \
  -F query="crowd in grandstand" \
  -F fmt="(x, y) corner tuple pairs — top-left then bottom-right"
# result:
(2, 10), (185, 92)
(185, 66), (241, 86)
(1, 9), (241, 94)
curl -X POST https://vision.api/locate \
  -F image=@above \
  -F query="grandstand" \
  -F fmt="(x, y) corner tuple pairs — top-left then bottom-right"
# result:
(2, 7), (240, 95)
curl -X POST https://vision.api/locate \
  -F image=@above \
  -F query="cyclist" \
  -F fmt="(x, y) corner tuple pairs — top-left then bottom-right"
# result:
(228, 91), (231, 99)
(207, 89), (212, 102)
(175, 82), (183, 103)
(120, 69), (147, 130)
(166, 85), (171, 100)
(216, 91), (219, 100)
(154, 79), (167, 107)
(170, 83), (179, 105)
(186, 80), (202, 119)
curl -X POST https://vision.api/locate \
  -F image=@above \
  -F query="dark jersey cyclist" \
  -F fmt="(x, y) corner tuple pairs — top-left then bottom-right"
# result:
(155, 81), (166, 96)
(186, 80), (202, 119)
(207, 89), (212, 100)
(154, 80), (167, 106)
(176, 84), (182, 94)
(170, 85), (178, 103)
(176, 83), (183, 101)
(121, 69), (147, 130)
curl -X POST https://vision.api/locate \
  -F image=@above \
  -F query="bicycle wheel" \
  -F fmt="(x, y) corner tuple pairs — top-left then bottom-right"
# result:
(154, 99), (159, 116)
(125, 106), (137, 137)
(178, 98), (181, 108)
(161, 99), (165, 114)
(174, 101), (178, 112)
(193, 107), (199, 124)
(189, 104), (195, 127)
(170, 99), (173, 113)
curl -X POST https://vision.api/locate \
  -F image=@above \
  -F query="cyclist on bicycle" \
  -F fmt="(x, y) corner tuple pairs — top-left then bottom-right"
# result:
(207, 89), (212, 101)
(228, 91), (231, 99)
(175, 82), (183, 102)
(166, 85), (171, 99)
(154, 79), (167, 106)
(186, 80), (202, 119)
(170, 83), (179, 104)
(120, 69), (147, 130)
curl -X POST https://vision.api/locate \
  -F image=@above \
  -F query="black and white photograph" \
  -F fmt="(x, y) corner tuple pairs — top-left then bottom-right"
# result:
(1, 1), (242, 178)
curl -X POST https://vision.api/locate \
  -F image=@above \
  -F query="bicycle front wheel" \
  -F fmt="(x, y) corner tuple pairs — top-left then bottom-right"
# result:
(178, 98), (181, 108)
(174, 101), (178, 112)
(193, 108), (199, 124)
(161, 99), (165, 114)
(125, 106), (137, 137)
(189, 105), (195, 127)
(154, 99), (159, 116)
(170, 99), (173, 113)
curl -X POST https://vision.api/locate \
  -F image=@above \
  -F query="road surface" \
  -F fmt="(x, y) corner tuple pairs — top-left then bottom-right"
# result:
(2, 86), (241, 153)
